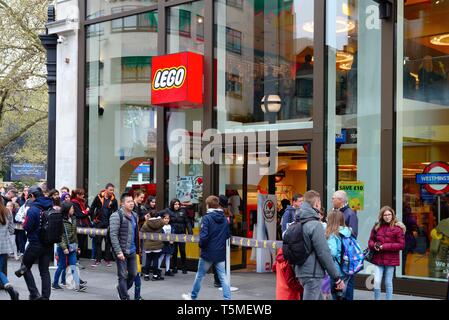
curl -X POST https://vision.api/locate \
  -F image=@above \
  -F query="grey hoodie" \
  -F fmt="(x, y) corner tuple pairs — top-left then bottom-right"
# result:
(294, 202), (341, 281)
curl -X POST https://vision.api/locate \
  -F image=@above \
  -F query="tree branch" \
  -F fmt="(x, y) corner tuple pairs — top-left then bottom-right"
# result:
(0, 114), (47, 150)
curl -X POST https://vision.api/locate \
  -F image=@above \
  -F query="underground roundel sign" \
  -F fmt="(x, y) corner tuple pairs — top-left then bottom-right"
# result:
(416, 161), (449, 195)
(263, 199), (276, 223)
(151, 52), (203, 107)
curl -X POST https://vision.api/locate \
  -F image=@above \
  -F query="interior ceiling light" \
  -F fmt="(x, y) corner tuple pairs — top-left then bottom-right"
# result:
(339, 62), (353, 70)
(342, 3), (350, 16)
(336, 51), (354, 63)
(430, 34), (449, 46)
(303, 17), (355, 34)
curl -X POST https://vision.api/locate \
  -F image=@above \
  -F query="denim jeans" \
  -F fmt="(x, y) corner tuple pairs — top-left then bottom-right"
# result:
(15, 230), (27, 254)
(374, 265), (395, 300)
(298, 277), (323, 300)
(191, 259), (231, 300)
(53, 247), (80, 288)
(116, 253), (137, 300)
(0, 254), (10, 286)
(330, 275), (351, 300)
(345, 275), (354, 300)
(134, 273), (141, 299)
(22, 242), (53, 299)
(158, 254), (171, 271)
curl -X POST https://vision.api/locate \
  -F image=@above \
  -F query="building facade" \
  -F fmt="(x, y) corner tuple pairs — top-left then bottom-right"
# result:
(47, 0), (449, 298)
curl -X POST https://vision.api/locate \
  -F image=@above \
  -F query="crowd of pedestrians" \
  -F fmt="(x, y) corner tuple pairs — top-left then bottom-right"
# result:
(0, 182), (433, 301)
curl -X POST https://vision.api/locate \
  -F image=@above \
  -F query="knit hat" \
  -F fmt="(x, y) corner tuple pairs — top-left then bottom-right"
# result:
(218, 195), (228, 208)
(61, 192), (70, 202)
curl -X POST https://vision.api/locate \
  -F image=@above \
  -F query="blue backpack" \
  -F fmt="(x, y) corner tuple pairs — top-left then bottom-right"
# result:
(338, 234), (365, 275)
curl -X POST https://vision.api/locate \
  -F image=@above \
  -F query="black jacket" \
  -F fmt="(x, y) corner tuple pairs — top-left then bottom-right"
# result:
(88, 191), (118, 229)
(160, 208), (193, 235)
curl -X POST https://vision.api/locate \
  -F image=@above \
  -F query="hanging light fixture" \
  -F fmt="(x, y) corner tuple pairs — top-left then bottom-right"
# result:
(303, 17), (355, 34)
(261, 95), (282, 113)
(430, 34), (449, 46)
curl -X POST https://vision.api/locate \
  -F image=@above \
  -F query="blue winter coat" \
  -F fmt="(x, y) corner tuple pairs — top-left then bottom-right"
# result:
(199, 209), (230, 263)
(340, 205), (358, 239)
(280, 205), (300, 235)
(23, 196), (54, 244)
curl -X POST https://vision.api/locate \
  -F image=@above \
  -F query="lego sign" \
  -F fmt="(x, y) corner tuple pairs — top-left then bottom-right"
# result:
(151, 52), (203, 107)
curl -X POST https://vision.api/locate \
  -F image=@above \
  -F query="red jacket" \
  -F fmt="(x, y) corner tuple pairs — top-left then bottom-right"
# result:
(272, 249), (303, 300)
(368, 224), (405, 266)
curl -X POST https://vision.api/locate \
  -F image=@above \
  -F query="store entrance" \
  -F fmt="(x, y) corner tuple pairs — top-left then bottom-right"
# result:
(220, 142), (310, 270)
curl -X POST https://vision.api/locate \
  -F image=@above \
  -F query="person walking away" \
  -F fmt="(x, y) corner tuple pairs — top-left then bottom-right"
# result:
(163, 198), (193, 274)
(15, 199), (30, 257)
(182, 195), (231, 300)
(71, 189), (91, 269)
(293, 190), (345, 300)
(141, 211), (165, 281)
(89, 183), (118, 267)
(14, 186), (54, 300)
(368, 206), (405, 300)
(273, 248), (303, 300)
(213, 195), (231, 288)
(0, 200), (20, 300)
(281, 194), (304, 235)
(325, 209), (353, 300)
(110, 193), (140, 300)
(158, 212), (175, 277)
(53, 202), (86, 292)
(332, 190), (358, 300)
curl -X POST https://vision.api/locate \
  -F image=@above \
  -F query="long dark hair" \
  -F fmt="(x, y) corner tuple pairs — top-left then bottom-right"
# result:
(145, 196), (156, 208)
(169, 198), (181, 211)
(61, 202), (74, 220)
(0, 200), (8, 225)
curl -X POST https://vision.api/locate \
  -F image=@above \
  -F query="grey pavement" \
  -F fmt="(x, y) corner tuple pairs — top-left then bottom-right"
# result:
(0, 258), (437, 300)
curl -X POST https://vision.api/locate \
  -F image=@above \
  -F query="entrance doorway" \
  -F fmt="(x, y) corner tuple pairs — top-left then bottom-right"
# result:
(219, 142), (310, 270)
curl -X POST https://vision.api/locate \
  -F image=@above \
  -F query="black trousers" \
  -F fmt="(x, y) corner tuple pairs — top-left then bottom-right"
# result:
(95, 235), (112, 262)
(22, 242), (53, 300)
(172, 242), (186, 270)
(77, 234), (88, 259)
(143, 252), (161, 276)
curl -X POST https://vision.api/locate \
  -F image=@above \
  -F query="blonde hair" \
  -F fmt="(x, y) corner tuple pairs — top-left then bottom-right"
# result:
(325, 209), (345, 239)
(375, 206), (397, 230)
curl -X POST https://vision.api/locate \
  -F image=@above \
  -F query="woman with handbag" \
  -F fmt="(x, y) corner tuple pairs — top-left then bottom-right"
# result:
(368, 206), (405, 300)
(52, 202), (86, 292)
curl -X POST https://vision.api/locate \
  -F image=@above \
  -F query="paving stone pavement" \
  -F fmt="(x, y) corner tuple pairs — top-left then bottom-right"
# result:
(0, 259), (438, 300)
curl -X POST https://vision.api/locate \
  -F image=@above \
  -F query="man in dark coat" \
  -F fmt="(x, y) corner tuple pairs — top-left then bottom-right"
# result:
(182, 195), (231, 300)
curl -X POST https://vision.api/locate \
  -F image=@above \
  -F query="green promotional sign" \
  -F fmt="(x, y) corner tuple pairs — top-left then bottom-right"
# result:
(338, 181), (364, 211)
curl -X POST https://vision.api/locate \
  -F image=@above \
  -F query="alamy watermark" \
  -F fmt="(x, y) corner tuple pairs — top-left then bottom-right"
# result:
(168, 121), (279, 176)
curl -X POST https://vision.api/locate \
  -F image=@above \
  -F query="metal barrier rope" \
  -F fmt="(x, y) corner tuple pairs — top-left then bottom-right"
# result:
(76, 227), (283, 249)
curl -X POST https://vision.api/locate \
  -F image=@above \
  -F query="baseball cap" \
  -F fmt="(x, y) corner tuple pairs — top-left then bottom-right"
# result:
(28, 185), (43, 197)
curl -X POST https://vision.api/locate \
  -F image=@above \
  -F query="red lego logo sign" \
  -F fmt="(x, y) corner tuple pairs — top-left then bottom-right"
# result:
(151, 52), (203, 107)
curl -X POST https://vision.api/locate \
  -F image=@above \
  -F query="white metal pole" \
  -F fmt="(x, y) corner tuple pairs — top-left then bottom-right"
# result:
(49, 243), (57, 270)
(220, 238), (238, 292)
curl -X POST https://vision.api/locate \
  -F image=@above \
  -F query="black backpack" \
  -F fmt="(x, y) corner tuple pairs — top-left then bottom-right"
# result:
(106, 210), (123, 257)
(39, 208), (63, 245)
(282, 217), (317, 266)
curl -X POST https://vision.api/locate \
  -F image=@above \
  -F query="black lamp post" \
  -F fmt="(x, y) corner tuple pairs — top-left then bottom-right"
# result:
(39, 5), (58, 189)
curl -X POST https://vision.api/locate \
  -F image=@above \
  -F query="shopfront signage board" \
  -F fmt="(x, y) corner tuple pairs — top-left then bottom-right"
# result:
(337, 181), (364, 211)
(151, 51), (203, 107)
(416, 161), (449, 195)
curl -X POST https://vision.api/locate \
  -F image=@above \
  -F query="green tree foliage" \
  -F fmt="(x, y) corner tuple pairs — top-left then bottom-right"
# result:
(0, 0), (50, 175)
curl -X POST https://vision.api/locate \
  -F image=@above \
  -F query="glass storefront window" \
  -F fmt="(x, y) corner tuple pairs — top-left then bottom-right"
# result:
(214, 0), (315, 132)
(86, 12), (158, 202)
(326, 0), (381, 272)
(397, 0), (449, 281)
(165, 2), (205, 262)
(86, 0), (158, 20)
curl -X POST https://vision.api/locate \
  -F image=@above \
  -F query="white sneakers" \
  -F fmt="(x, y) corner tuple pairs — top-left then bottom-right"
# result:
(181, 293), (192, 300)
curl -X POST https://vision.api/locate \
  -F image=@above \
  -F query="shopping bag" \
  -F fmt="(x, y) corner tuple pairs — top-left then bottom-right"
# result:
(65, 266), (76, 290)
(136, 254), (142, 274)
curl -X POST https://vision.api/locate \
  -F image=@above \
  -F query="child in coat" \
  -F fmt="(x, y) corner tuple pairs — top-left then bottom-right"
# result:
(272, 248), (303, 300)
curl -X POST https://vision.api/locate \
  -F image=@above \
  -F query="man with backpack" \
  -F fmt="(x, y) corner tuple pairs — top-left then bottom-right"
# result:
(332, 190), (358, 300)
(14, 185), (60, 300)
(285, 190), (345, 300)
(109, 193), (140, 300)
